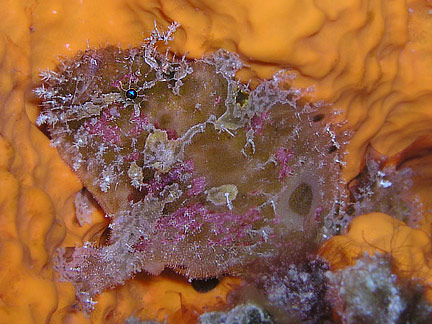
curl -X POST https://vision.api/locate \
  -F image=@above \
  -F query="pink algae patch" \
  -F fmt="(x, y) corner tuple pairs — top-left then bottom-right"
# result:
(275, 147), (294, 180)
(84, 110), (122, 144)
(187, 177), (206, 197)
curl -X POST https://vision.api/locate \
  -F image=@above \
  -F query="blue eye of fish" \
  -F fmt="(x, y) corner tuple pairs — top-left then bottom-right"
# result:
(126, 89), (137, 99)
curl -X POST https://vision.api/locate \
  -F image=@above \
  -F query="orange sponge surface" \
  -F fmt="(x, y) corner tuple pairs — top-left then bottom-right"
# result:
(319, 212), (432, 300)
(1, 0), (432, 323)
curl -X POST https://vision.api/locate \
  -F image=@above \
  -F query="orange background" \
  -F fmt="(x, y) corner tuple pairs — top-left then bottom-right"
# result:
(1, 0), (432, 322)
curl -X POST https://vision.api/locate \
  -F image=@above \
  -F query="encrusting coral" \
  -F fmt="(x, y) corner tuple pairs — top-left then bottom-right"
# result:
(232, 249), (332, 323)
(36, 23), (348, 311)
(326, 253), (432, 324)
(198, 303), (275, 324)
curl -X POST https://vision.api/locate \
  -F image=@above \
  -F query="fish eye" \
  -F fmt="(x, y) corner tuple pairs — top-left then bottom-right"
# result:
(126, 89), (137, 99)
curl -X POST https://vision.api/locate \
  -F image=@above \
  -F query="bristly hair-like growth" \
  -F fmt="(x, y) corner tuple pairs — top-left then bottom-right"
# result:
(228, 239), (332, 324)
(348, 149), (422, 227)
(36, 23), (348, 311)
